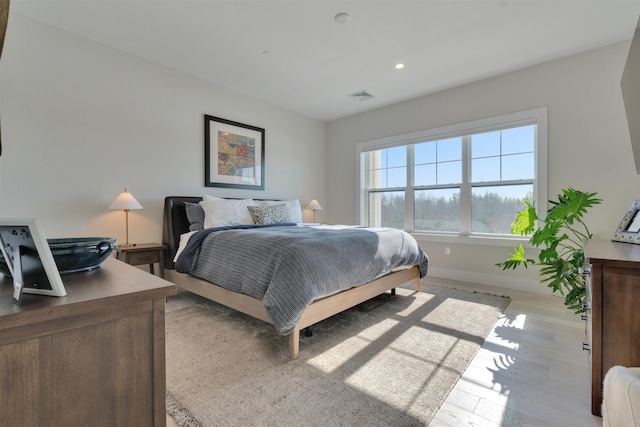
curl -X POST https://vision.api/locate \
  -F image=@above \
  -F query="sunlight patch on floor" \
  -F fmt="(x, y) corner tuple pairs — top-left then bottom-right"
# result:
(342, 344), (442, 414)
(306, 318), (402, 373)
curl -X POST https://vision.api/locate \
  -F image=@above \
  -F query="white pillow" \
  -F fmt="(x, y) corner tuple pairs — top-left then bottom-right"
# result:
(203, 194), (223, 201)
(258, 199), (303, 223)
(200, 198), (257, 228)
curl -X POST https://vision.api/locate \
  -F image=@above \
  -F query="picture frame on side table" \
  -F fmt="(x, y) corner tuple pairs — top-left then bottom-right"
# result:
(0, 218), (66, 297)
(204, 114), (265, 190)
(613, 200), (640, 244)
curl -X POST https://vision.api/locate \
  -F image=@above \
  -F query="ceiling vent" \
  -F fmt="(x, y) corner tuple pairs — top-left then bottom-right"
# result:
(347, 90), (375, 102)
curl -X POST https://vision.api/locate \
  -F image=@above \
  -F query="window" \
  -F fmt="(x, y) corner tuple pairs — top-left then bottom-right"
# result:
(358, 108), (547, 239)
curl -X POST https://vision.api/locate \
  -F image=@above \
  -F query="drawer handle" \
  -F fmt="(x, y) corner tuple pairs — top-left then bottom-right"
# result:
(582, 303), (590, 311)
(582, 343), (591, 353)
(581, 314), (588, 321)
(137, 256), (153, 262)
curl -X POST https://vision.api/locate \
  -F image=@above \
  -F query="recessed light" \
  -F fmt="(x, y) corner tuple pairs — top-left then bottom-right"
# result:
(335, 13), (350, 24)
(395, 63), (404, 69)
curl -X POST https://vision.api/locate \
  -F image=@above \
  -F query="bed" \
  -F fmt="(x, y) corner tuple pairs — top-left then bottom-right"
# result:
(162, 196), (429, 360)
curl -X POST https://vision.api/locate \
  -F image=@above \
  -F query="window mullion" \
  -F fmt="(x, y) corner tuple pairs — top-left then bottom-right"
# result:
(460, 135), (471, 235)
(406, 145), (415, 231)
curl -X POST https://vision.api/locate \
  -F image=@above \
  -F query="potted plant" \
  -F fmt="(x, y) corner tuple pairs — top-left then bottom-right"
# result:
(497, 188), (602, 313)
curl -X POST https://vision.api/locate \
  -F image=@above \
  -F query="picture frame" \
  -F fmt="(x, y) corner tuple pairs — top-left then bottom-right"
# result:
(612, 200), (640, 244)
(204, 114), (265, 190)
(0, 218), (66, 297)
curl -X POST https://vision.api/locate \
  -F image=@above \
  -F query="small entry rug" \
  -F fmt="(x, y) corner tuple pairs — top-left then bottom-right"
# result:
(165, 283), (510, 426)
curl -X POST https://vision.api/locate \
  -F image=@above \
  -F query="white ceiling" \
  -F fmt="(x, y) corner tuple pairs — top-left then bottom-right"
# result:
(10, 0), (640, 122)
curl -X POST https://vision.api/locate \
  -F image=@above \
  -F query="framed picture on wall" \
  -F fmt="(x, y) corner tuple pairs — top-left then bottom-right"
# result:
(613, 200), (640, 244)
(0, 218), (66, 299)
(204, 115), (265, 190)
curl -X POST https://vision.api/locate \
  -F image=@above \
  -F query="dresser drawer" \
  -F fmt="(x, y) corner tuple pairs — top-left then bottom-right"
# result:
(125, 250), (160, 265)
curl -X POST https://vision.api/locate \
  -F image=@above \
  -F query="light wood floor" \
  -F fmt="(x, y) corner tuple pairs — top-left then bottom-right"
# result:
(166, 276), (603, 427)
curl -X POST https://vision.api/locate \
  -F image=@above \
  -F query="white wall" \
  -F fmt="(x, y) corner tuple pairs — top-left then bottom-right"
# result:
(327, 42), (639, 293)
(0, 15), (327, 244)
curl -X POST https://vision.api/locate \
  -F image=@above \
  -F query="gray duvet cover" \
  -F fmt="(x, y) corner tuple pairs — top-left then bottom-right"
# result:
(176, 224), (429, 335)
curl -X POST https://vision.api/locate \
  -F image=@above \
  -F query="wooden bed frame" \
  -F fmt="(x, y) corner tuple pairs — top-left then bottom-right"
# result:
(162, 196), (421, 360)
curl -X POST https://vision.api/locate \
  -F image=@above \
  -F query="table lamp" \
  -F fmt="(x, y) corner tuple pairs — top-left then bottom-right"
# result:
(306, 199), (323, 223)
(109, 189), (143, 247)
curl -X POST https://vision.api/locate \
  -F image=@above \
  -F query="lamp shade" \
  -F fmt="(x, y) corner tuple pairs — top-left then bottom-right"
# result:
(306, 199), (323, 211)
(109, 189), (143, 210)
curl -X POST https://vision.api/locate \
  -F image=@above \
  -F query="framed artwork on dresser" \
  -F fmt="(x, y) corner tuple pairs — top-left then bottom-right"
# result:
(613, 200), (640, 244)
(204, 114), (265, 190)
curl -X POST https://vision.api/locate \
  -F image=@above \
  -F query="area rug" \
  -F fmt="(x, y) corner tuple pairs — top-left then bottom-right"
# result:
(165, 283), (510, 427)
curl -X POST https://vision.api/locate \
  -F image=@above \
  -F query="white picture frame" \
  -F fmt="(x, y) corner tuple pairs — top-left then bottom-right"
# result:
(0, 218), (66, 297)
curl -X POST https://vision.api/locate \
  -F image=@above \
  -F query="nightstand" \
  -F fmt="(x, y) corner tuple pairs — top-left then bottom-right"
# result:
(115, 243), (167, 278)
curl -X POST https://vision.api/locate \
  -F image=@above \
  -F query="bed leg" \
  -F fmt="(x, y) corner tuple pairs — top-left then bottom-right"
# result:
(414, 275), (421, 292)
(304, 326), (313, 337)
(288, 328), (300, 360)
(390, 288), (396, 296)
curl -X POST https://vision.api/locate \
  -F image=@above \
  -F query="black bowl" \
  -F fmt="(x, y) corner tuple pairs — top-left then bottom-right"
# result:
(0, 237), (116, 276)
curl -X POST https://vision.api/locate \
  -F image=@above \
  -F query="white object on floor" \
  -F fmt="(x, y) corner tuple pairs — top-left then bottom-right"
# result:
(602, 365), (640, 427)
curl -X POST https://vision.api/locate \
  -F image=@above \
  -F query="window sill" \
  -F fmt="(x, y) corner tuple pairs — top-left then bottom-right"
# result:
(410, 231), (529, 248)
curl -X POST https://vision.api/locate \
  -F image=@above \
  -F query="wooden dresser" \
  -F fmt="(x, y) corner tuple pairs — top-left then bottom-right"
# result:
(0, 257), (176, 426)
(584, 239), (640, 416)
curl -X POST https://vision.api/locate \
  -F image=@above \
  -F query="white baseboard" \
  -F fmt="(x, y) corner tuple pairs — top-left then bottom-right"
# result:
(426, 266), (546, 295)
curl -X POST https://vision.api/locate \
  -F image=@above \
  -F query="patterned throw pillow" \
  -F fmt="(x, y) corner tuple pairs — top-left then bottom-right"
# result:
(247, 204), (292, 225)
(257, 199), (303, 223)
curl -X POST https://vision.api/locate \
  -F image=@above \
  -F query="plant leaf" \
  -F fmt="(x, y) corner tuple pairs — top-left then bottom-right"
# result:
(530, 222), (565, 248)
(539, 257), (584, 296)
(496, 244), (534, 270)
(538, 242), (560, 263)
(510, 199), (538, 236)
(546, 188), (602, 225)
(565, 285), (586, 313)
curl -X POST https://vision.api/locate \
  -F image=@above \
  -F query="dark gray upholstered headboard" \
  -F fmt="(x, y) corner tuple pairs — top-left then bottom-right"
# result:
(162, 196), (202, 269)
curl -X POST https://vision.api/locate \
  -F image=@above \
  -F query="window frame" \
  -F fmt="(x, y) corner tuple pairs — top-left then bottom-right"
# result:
(356, 107), (547, 245)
